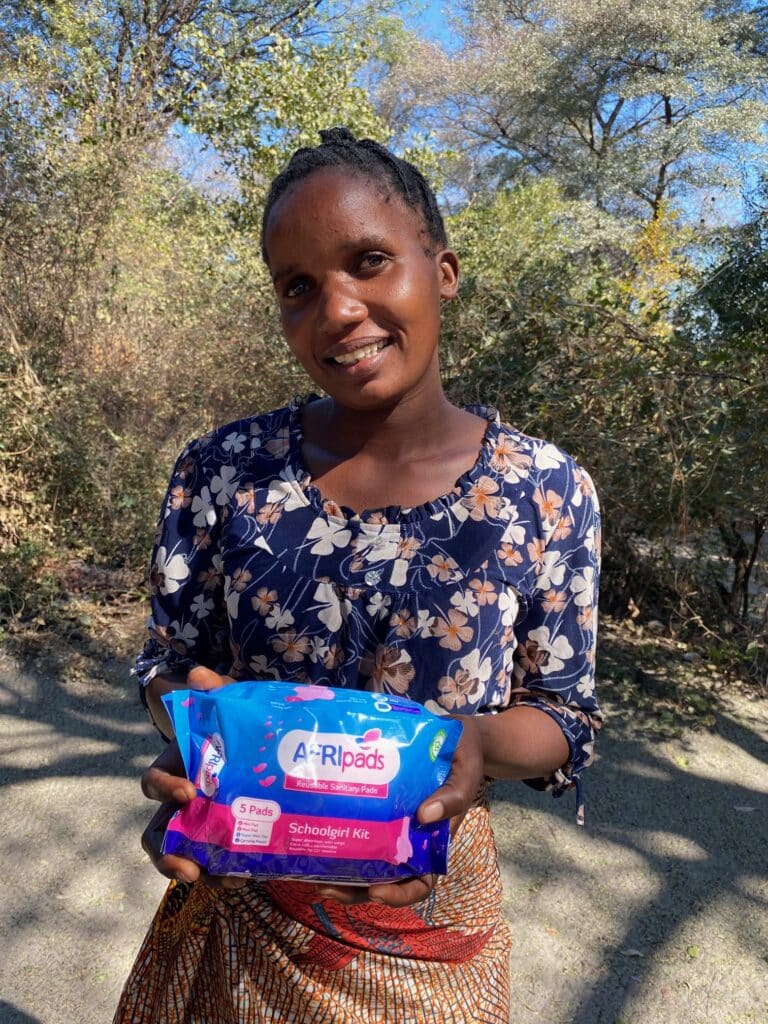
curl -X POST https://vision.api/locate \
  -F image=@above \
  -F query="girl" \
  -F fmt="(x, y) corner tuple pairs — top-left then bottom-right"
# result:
(114, 128), (601, 1024)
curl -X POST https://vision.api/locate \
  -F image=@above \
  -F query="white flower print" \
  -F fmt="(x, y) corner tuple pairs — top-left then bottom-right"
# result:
(224, 578), (240, 620)
(222, 431), (246, 454)
(362, 532), (400, 563)
(534, 443), (566, 470)
(309, 636), (329, 665)
(570, 566), (596, 607)
(366, 592), (392, 619)
(576, 673), (595, 699)
(535, 549), (567, 591)
(459, 648), (493, 687)
(190, 593), (215, 618)
(168, 619), (198, 649)
(312, 582), (351, 633)
(265, 603), (295, 630)
(191, 486), (216, 528)
(266, 470), (306, 513)
(497, 588), (520, 627)
(500, 510), (525, 547)
(527, 625), (574, 675)
(306, 518), (352, 556)
(151, 546), (190, 595)
(450, 589), (480, 618)
(211, 465), (239, 506)
(415, 608), (436, 638)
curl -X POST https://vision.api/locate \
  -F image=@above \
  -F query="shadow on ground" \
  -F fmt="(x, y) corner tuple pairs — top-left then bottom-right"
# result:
(0, 625), (766, 1024)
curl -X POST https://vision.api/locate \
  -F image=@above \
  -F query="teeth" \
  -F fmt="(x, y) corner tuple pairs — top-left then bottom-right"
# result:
(333, 340), (387, 366)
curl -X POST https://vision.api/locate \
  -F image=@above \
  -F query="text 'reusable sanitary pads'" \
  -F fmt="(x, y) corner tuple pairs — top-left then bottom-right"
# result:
(161, 681), (463, 883)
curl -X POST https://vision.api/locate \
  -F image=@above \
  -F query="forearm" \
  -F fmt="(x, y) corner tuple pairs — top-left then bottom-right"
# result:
(472, 706), (570, 780)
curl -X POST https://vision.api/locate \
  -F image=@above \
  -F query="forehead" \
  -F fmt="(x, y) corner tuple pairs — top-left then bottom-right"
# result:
(263, 166), (427, 261)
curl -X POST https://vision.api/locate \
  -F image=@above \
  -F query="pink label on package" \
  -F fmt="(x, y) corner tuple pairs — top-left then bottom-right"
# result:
(165, 796), (414, 864)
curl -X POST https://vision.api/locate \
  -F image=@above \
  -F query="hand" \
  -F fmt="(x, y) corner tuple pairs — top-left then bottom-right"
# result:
(140, 666), (245, 890)
(316, 715), (484, 907)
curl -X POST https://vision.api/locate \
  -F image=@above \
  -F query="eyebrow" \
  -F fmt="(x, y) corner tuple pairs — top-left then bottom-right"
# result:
(271, 234), (395, 285)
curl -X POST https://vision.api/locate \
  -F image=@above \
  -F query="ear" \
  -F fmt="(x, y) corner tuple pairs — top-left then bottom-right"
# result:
(437, 250), (460, 301)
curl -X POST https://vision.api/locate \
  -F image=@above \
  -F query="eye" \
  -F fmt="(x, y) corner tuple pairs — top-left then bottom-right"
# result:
(358, 252), (389, 273)
(284, 276), (311, 299)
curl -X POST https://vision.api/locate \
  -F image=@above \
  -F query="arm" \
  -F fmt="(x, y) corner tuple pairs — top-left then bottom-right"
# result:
(135, 436), (229, 739)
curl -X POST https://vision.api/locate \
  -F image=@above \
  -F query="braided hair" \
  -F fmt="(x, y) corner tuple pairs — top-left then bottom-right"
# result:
(260, 127), (447, 262)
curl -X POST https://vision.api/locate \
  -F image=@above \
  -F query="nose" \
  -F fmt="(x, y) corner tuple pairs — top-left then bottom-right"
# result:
(316, 275), (368, 334)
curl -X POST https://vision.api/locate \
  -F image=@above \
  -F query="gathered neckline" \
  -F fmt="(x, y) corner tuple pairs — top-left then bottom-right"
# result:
(285, 394), (501, 525)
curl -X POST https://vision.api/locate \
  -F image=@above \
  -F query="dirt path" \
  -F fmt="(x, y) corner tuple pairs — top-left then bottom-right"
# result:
(0, 649), (766, 1024)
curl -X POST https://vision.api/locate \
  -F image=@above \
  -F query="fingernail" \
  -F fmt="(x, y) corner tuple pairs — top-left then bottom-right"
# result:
(176, 870), (195, 883)
(420, 800), (444, 824)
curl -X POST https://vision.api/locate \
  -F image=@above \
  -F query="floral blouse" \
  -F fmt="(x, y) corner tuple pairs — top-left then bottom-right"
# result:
(136, 396), (602, 818)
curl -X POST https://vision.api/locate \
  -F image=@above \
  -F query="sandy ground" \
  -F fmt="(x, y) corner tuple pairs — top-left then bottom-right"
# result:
(0, 650), (766, 1024)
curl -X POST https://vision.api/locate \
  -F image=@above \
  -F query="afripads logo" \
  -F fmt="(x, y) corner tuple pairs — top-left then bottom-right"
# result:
(277, 729), (400, 796)
(196, 732), (225, 797)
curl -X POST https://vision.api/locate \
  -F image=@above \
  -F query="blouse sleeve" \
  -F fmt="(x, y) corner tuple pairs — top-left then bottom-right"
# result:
(134, 437), (230, 692)
(511, 459), (602, 823)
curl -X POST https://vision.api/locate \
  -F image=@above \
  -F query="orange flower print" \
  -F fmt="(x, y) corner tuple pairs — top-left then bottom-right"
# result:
(197, 565), (223, 591)
(360, 645), (415, 694)
(193, 528), (212, 550)
(527, 537), (545, 573)
(517, 637), (547, 674)
(469, 578), (497, 606)
(577, 605), (594, 631)
(497, 542), (523, 567)
(366, 511), (389, 526)
(235, 484), (257, 514)
(574, 466), (595, 500)
(463, 475), (502, 521)
(257, 502), (282, 526)
(552, 514), (573, 541)
(389, 610), (416, 638)
(169, 485), (192, 510)
(176, 455), (196, 479)
(534, 487), (563, 526)
(323, 643), (344, 670)
(542, 589), (568, 613)
(396, 536), (422, 561)
(431, 609), (473, 651)
(251, 587), (277, 615)
(271, 630), (312, 663)
(322, 499), (344, 519)
(437, 669), (476, 711)
(265, 427), (290, 458)
(231, 567), (252, 592)
(489, 436), (532, 479)
(426, 554), (459, 581)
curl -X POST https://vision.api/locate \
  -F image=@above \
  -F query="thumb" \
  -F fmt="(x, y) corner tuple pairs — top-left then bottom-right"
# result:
(186, 666), (235, 690)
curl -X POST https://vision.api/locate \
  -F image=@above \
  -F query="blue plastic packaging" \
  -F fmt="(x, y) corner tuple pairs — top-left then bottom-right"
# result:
(161, 681), (463, 883)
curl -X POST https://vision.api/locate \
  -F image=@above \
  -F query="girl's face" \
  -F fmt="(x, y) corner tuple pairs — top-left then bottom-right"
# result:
(263, 167), (459, 411)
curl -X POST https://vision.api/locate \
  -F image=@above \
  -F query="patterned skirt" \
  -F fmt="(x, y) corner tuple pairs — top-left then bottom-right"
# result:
(113, 804), (511, 1024)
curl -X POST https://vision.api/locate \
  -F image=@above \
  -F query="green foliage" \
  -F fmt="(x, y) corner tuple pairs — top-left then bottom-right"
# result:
(389, 0), (768, 216)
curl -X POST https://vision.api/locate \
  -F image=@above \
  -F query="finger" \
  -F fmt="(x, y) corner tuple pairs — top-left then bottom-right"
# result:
(418, 718), (484, 825)
(367, 874), (437, 908)
(315, 884), (370, 905)
(187, 666), (235, 690)
(142, 803), (247, 889)
(141, 765), (196, 804)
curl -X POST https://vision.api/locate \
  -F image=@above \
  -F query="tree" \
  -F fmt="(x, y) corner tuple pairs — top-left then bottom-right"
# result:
(385, 0), (768, 217)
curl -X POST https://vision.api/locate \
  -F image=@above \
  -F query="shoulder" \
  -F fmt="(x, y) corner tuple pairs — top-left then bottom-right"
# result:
(170, 401), (299, 479)
(486, 415), (599, 512)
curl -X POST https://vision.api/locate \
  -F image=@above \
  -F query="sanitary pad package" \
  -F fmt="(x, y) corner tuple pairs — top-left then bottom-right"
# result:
(161, 681), (463, 884)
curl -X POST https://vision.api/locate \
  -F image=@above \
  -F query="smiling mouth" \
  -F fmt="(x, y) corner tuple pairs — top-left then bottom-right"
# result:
(329, 339), (391, 366)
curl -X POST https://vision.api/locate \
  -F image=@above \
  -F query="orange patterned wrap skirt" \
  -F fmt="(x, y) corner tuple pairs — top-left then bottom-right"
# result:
(113, 804), (511, 1024)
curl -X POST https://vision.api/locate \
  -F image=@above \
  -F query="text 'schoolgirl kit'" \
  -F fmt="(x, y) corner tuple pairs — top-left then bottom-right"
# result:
(162, 681), (463, 883)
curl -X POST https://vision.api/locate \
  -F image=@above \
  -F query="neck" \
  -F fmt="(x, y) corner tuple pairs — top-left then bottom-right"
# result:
(307, 385), (462, 463)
